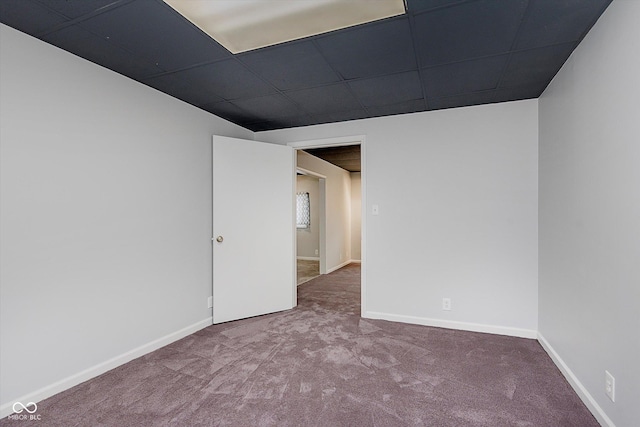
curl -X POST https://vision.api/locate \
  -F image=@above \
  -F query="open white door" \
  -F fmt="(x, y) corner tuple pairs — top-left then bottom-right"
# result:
(212, 135), (295, 324)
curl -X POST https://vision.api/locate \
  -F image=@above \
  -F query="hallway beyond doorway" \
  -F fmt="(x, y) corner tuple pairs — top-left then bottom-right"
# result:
(297, 259), (319, 285)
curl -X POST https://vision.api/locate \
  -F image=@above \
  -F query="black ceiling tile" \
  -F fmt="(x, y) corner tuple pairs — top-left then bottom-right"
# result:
(143, 72), (224, 106)
(515, 0), (612, 50)
(43, 25), (163, 80)
(244, 122), (271, 132)
(243, 121), (281, 132)
(239, 41), (341, 91)
(286, 115), (318, 128)
(422, 54), (509, 99)
(78, 0), (229, 72)
(286, 83), (362, 115)
(366, 99), (427, 118)
(406, 0), (468, 14)
(315, 17), (417, 80)
(493, 82), (550, 103)
(413, 0), (528, 68)
(243, 114), (313, 132)
(309, 108), (370, 126)
(231, 95), (301, 121)
(348, 71), (423, 107)
(500, 42), (576, 88)
(35, 0), (122, 20)
(0, 0), (68, 37)
(164, 59), (277, 101)
(200, 101), (250, 124)
(428, 91), (496, 111)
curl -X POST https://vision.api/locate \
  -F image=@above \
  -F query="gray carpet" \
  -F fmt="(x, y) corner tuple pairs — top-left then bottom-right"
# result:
(2, 264), (598, 426)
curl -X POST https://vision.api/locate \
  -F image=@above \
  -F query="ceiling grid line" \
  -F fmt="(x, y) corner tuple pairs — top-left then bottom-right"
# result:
(33, 0), (134, 38)
(406, 10), (431, 109)
(492, 0), (535, 97)
(232, 51), (322, 127)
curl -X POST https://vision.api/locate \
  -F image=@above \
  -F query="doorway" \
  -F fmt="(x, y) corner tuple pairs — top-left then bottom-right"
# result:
(289, 135), (366, 315)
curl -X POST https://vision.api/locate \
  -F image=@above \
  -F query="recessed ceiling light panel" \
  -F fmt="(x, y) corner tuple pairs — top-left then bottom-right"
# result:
(163, 0), (406, 54)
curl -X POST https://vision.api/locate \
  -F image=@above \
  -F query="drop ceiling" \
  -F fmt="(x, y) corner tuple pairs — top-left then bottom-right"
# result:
(0, 0), (611, 132)
(304, 146), (361, 173)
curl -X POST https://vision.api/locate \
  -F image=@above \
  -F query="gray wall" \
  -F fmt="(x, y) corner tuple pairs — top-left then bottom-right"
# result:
(259, 100), (539, 337)
(0, 24), (252, 409)
(538, 1), (640, 425)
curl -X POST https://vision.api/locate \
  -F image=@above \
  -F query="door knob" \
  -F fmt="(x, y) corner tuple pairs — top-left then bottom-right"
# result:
(216, 236), (224, 243)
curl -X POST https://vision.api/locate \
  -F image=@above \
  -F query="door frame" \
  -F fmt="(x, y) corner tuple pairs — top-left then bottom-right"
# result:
(288, 135), (367, 316)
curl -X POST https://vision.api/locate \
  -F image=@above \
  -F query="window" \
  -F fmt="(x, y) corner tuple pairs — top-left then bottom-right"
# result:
(296, 192), (310, 229)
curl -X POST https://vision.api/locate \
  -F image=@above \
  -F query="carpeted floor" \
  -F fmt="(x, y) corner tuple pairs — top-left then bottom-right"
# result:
(297, 259), (320, 285)
(3, 264), (598, 426)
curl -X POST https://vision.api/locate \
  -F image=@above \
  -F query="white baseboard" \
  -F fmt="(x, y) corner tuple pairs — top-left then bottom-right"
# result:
(350, 259), (361, 264)
(296, 256), (320, 261)
(326, 259), (353, 274)
(0, 317), (213, 418)
(363, 311), (537, 339)
(537, 333), (614, 427)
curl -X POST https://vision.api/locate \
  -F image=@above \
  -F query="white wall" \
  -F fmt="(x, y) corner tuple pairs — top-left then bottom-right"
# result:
(297, 151), (352, 272)
(0, 24), (252, 411)
(259, 100), (539, 337)
(350, 172), (362, 261)
(538, 1), (640, 426)
(296, 174), (320, 259)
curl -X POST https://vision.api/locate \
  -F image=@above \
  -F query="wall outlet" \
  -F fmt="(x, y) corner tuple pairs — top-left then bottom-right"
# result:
(442, 298), (452, 311)
(315, 249), (319, 255)
(207, 296), (213, 309)
(372, 204), (379, 215)
(605, 370), (615, 402)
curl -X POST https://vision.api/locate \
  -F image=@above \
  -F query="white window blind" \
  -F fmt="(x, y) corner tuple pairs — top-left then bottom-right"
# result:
(296, 192), (310, 229)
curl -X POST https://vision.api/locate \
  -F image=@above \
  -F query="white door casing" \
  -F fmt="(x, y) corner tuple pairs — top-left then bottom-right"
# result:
(212, 135), (295, 324)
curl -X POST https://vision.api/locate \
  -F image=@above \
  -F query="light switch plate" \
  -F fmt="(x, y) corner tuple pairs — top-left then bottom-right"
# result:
(605, 370), (615, 402)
